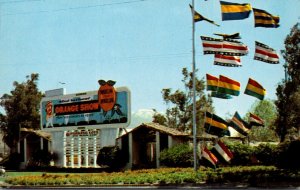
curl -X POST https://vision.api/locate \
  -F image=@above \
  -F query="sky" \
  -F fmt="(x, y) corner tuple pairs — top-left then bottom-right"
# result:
(0, 0), (299, 127)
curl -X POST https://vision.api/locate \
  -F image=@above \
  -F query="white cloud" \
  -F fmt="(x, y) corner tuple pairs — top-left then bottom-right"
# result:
(128, 109), (155, 128)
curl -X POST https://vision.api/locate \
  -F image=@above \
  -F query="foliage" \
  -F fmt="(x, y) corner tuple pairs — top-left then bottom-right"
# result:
(26, 149), (53, 169)
(152, 109), (167, 125)
(225, 141), (255, 166)
(96, 146), (127, 170)
(1, 152), (22, 170)
(254, 143), (279, 166)
(276, 139), (300, 169)
(156, 67), (213, 134)
(275, 23), (300, 142)
(246, 99), (278, 142)
(5, 166), (300, 186)
(0, 74), (43, 152)
(159, 143), (193, 167)
(223, 140), (300, 168)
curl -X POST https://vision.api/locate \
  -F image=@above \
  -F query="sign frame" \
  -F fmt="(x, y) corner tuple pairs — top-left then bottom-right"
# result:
(40, 86), (131, 131)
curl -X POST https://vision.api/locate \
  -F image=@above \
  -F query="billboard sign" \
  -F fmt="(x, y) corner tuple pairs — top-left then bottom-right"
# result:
(40, 86), (130, 131)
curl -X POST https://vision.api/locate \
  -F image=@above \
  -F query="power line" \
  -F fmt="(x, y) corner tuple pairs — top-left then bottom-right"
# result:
(1, 0), (150, 16)
(0, 0), (40, 4)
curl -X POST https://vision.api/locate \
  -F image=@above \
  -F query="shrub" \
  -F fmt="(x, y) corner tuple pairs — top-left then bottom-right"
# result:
(225, 141), (255, 166)
(253, 143), (279, 166)
(96, 146), (127, 171)
(27, 149), (53, 169)
(277, 139), (300, 169)
(159, 143), (193, 167)
(1, 152), (22, 170)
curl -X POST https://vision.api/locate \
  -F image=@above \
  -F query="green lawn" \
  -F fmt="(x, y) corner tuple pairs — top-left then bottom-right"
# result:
(0, 171), (45, 182)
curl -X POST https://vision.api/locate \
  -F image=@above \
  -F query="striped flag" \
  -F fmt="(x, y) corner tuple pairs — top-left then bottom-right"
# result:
(222, 39), (248, 56)
(211, 91), (233, 99)
(249, 113), (264, 127)
(254, 41), (279, 64)
(244, 78), (266, 100)
(201, 36), (223, 54)
(204, 112), (230, 137)
(230, 111), (250, 136)
(220, 1), (252, 21)
(206, 74), (219, 91)
(202, 147), (218, 167)
(214, 54), (242, 67)
(253, 8), (280, 28)
(212, 140), (233, 163)
(190, 5), (220, 26)
(217, 75), (240, 96)
(201, 36), (248, 56)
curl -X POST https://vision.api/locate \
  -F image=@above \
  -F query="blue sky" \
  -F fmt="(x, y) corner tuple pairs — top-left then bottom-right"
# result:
(0, 0), (299, 123)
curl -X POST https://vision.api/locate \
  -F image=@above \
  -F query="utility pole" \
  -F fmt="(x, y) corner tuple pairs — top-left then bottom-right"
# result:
(191, 0), (198, 171)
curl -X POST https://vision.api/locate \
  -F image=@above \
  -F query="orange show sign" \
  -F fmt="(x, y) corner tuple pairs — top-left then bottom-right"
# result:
(98, 84), (116, 112)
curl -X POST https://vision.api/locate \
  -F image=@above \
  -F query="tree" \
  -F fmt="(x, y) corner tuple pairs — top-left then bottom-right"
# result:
(246, 99), (278, 142)
(154, 68), (214, 134)
(275, 23), (300, 142)
(152, 109), (167, 126)
(0, 74), (43, 153)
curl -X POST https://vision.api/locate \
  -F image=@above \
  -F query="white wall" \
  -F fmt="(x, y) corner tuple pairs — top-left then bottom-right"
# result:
(51, 131), (65, 167)
(100, 128), (118, 147)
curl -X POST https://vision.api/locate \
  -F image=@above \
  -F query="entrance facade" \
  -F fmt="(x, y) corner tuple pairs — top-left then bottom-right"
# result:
(63, 129), (101, 168)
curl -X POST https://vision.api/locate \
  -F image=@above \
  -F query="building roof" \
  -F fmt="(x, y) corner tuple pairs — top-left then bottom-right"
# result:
(118, 122), (189, 139)
(20, 128), (52, 141)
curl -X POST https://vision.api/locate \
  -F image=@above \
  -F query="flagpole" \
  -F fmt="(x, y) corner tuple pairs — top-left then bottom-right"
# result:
(191, 0), (198, 171)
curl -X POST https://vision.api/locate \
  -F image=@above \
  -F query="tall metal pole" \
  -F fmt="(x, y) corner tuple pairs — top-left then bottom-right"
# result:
(191, 0), (197, 171)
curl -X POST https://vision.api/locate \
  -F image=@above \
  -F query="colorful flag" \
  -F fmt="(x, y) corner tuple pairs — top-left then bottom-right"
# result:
(222, 39), (248, 56)
(190, 5), (220, 26)
(230, 111), (250, 136)
(214, 54), (242, 67)
(202, 147), (218, 167)
(212, 140), (233, 163)
(211, 91), (233, 99)
(254, 41), (279, 64)
(217, 75), (240, 96)
(201, 36), (248, 56)
(206, 74), (219, 91)
(249, 113), (264, 127)
(214, 32), (241, 39)
(204, 112), (230, 137)
(244, 78), (266, 100)
(201, 36), (223, 54)
(220, 1), (252, 21)
(253, 8), (280, 28)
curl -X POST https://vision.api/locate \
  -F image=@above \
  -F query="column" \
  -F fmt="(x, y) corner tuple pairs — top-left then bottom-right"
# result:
(128, 133), (133, 169)
(23, 137), (27, 165)
(168, 135), (173, 148)
(85, 136), (89, 167)
(78, 137), (81, 168)
(17, 141), (20, 154)
(93, 130), (97, 167)
(48, 140), (52, 154)
(40, 137), (44, 150)
(70, 131), (74, 168)
(155, 131), (160, 168)
(63, 131), (67, 167)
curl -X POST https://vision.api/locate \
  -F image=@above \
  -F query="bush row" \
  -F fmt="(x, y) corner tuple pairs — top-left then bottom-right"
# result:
(159, 139), (300, 169)
(5, 166), (300, 186)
